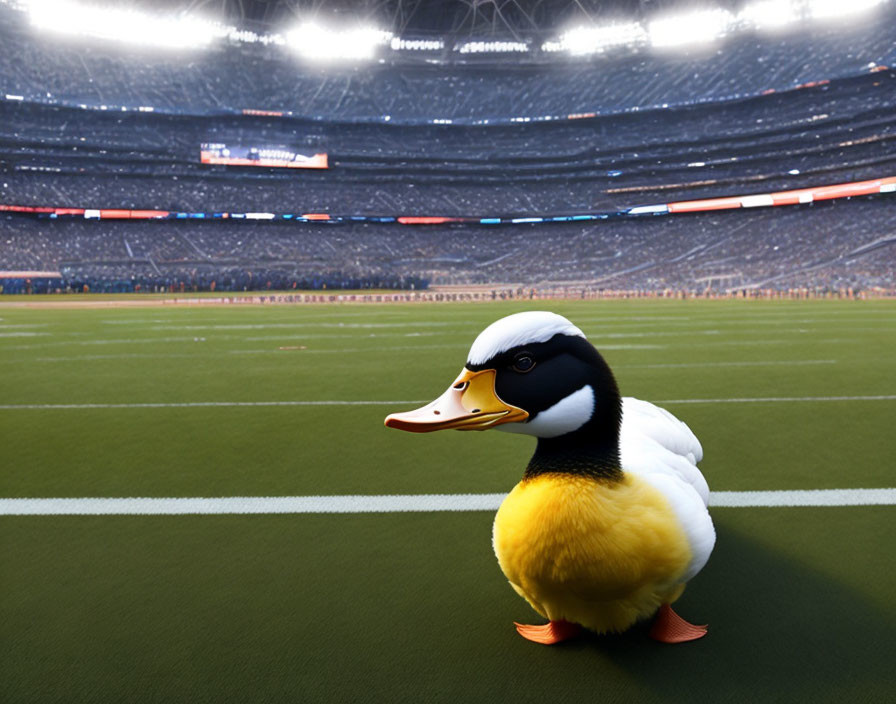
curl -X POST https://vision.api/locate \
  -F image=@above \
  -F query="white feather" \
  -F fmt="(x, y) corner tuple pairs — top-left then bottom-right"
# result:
(620, 397), (715, 581)
(497, 385), (595, 439)
(467, 311), (585, 366)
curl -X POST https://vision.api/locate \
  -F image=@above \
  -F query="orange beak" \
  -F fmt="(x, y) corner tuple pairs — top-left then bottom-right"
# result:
(384, 368), (528, 433)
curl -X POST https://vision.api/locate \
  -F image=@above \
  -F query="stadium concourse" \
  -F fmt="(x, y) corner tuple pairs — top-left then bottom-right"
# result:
(1, 1), (895, 294)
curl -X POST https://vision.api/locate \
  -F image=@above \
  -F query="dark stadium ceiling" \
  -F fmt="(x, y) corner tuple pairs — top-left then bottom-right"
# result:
(147, 0), (745, 37)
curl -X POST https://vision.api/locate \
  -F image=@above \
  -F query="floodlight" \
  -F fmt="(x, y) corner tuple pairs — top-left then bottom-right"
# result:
(456, 40), (528, 54)
(391, 37), (444, 51)
(738, 1), (801, 30)
(286, 22), (391, 61)
(558, 22), (647, 55)
(229, 29), (285, 45)
(648, 9), (734, 49)
(27, 0), (224, 49)
(808, 0), (886, 20)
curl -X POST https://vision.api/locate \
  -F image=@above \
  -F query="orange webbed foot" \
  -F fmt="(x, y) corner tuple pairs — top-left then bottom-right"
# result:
(514, 619), (582, 645)
(649, 604), (708, 643)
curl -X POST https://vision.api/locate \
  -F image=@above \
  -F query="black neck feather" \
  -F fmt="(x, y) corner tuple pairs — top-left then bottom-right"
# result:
(524, 388), (623, 482)
(475, 331), (625, 483)
(524, 424), (622, 482)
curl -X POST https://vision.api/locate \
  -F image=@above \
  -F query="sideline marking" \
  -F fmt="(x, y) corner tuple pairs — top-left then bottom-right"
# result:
(1, 489), (894, 515)
(0, 401), (424, 410)
(709, 489), (896, 507)
(149, 321), (461, 330)
(0, 353), (838, 366)
(1, 395), (894, 410)
(617, 359), (836, 369)
(658, 395), (896, 404)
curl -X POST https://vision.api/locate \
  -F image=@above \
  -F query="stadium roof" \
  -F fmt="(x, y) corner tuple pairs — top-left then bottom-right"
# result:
(10, 0), (891, 62)
(107, 0), (741, 37)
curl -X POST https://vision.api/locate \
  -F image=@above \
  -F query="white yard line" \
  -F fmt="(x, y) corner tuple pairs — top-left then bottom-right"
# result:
(230, 344), (469, 356)
(3, 332), (443, 351)
(657, 395), (896, 404)
(0, 400), (425, 410)
(709, 489), (896, 507)
(99, 311), (422, 323)
(672, 338), (860, 347)
(149, 322), (463, 330)
(242, 332), (444, 341)
(0, 344), (470, 363)
(1, 395), (893, 410)
(0, 352), (838, 365)
(4, 336), (207, 350)
(581, 330), (722, 338)
(1, 489), (893, 515)
(617, 359), (836, 369)
(13, 353), (217, 363)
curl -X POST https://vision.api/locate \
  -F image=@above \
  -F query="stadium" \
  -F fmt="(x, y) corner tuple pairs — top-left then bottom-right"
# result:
(1, 0), (894, 702)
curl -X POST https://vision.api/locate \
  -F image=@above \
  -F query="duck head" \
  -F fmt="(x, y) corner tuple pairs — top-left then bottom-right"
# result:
(385, 311), (623, 478)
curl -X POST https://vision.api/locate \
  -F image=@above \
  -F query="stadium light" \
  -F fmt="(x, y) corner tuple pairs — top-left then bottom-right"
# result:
(554, 22), (647, 55)
(738, 1), (801, 31)
(391, 37), (444, 52)
(228, 28), (285, 46)
(808, 0), (887, 20)
(286, 22), (391, 61)
(455, 40), (529, 54)
(26, 0), (225, 50)
(648, 9), (734, 49)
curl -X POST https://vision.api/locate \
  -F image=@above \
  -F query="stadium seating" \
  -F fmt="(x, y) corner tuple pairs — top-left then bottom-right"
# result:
(2, 196), (893, 293)
(1, 2), (894, 294)
(2, 3), (894, 122)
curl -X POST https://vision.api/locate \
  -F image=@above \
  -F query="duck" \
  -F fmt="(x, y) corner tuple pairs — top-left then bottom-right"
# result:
(384, 311), (715, 645)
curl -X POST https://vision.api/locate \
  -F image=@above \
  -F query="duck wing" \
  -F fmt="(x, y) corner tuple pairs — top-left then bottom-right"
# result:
(619, 397), (715, 582)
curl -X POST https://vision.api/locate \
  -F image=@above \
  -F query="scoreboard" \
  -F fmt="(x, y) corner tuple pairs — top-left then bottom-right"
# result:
(200, 143), (328, 169)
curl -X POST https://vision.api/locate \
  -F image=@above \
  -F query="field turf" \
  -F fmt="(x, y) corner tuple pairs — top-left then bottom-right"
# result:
(1, 297), (894, 702)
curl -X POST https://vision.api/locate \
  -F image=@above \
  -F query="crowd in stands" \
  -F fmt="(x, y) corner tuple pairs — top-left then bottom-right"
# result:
(2, 196), (893, 294)
(3, 70), (894, 216)
(2, 3), (894, 123)
(1, 4), (894, 295)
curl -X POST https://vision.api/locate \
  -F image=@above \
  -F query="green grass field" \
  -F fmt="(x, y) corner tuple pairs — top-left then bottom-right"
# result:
(1, 298), (894, 703)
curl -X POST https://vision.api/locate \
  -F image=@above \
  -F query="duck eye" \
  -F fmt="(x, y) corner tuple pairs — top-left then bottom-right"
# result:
(512, 354), (535, 373)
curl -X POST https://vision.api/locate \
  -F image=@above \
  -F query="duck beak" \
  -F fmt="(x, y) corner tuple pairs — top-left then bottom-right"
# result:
(384, 368), (528, 433)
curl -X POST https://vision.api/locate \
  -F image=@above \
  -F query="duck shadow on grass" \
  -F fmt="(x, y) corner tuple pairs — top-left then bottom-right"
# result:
(551, 519), (896, 701)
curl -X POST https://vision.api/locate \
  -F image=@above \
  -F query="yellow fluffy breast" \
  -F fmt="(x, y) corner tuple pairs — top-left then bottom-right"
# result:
(492, 473), (692, 633)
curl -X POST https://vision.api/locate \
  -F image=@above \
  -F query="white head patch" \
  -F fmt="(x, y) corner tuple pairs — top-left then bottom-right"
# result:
(466, 311), (586, 366)
(498, 385), (595, 438)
